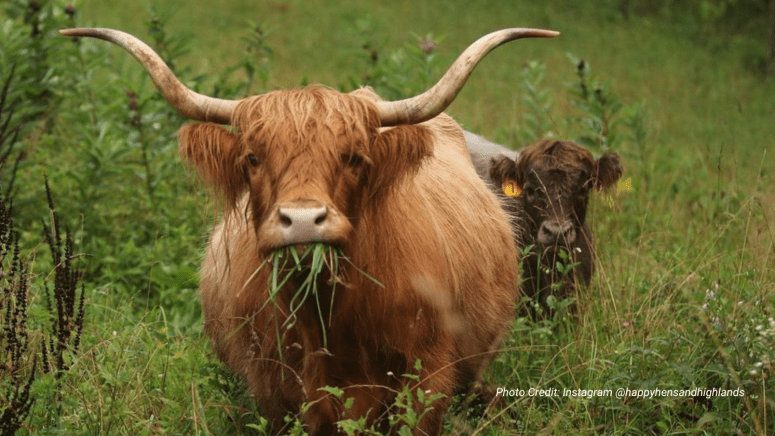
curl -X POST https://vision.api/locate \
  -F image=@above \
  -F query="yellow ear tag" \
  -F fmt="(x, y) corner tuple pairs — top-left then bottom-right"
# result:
(617, 177), (633, 193)
(502, 180), (522, 197)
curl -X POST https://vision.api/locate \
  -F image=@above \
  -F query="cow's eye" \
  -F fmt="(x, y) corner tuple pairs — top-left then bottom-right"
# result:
(246, 154), (260, 167)
(343, 153), (363, 168)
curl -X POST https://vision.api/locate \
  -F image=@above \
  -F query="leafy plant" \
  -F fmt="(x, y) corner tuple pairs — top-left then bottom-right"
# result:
(355, 32), (447, 101)
(212, 21), (275, 98)
(334, 360), (445, 436)
(0, 64), (24, 197)
(566, 53), (625, 153)
(496, 60), (556, 147)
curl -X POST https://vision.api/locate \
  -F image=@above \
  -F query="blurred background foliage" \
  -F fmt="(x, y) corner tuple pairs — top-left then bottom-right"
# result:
(0, 0), (773, 434)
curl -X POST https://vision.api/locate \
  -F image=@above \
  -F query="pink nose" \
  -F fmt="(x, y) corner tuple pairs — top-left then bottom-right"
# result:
(276, 205), (331, 245)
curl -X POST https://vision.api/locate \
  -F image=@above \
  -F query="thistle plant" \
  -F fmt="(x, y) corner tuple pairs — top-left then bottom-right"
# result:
(40, 178), (86, 376)
(0, 186), (35, 435)
(0, 178), (88, 435)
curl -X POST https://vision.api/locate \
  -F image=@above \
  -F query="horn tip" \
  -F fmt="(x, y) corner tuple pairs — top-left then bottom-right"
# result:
(530, 29), (560, 38)
(60, 28), (90, 37)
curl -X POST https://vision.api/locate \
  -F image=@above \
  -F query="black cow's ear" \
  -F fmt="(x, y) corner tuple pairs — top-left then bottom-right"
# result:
(178, 123), (246, 208)
(489, 154), (517, 185)
(490, 154), (522, 198)
(594, 152), (623, 191)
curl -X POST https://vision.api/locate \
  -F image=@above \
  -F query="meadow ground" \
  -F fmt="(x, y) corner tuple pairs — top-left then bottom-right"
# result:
(1, 0), (773, 434)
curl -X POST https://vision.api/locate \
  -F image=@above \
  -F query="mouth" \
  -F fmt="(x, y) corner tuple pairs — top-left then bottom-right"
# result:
(258, 202), (354, 256)
(536, 244), (577, 264)
(262, 236), (340, 255)
(265, 242), (345, 348)
(538, 243), (570, 254)
(268, 242), (343, 275)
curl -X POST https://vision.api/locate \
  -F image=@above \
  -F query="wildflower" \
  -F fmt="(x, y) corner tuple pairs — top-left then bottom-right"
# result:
(418, 39), (437, 54)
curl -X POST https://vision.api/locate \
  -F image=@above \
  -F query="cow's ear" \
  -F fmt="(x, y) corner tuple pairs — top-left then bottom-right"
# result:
(594, 152), (623, 191)
(490, 154), (521, 198)
(368, 125), (433, 194)
(178, 123), (245, 208)
(489, 154), (517, 185)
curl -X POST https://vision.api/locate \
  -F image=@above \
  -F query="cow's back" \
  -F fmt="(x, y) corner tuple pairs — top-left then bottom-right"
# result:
(464, 130), (519, 188)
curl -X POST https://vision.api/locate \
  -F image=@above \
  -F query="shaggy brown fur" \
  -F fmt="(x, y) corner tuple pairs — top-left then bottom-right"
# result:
(484, 139), (622, 318)
(180, 86), (519, 435)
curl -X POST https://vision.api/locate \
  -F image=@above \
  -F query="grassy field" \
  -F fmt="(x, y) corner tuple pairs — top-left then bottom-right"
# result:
(1, 0), (774, 434)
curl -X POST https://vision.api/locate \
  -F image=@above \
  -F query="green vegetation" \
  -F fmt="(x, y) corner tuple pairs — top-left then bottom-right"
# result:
(1, 0), (773, 434)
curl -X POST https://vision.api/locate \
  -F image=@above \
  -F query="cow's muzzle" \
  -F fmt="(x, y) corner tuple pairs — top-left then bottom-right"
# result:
(259, 200), (351, 253)
(277, 204), (331, 244)
(537, 220), (576, 246)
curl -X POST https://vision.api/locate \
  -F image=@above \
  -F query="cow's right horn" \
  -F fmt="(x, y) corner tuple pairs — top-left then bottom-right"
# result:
(60, 28), (239, 125)
(376, 28), (559, 127)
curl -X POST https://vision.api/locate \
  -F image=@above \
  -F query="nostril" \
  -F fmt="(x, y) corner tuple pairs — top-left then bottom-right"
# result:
(314, 209), (328, 226)
(562, 228), (576, 243)
(277, 205), (329, 232)
(279, 212), (293, 228)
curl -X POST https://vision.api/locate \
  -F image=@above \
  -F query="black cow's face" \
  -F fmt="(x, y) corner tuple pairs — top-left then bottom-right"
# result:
(491, 140), (622, 253)
(520, 162), (590, 249)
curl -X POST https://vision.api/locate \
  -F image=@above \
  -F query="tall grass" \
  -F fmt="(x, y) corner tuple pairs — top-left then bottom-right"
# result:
(0, 0), (772, 434)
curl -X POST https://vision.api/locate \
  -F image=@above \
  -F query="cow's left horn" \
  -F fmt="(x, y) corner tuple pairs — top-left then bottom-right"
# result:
(376, 28), (559, 127)
(59, 28), (239, 124)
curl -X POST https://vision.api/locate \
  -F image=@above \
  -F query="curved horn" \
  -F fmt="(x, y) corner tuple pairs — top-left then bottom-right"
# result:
(376, 28), (559, 127)
(59, 28), (239, 124)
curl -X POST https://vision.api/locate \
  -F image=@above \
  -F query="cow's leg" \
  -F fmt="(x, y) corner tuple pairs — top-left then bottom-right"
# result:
(244, 360), (306, 435)
(403, 353), (456, 436)
(303, 405), (338, 436)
